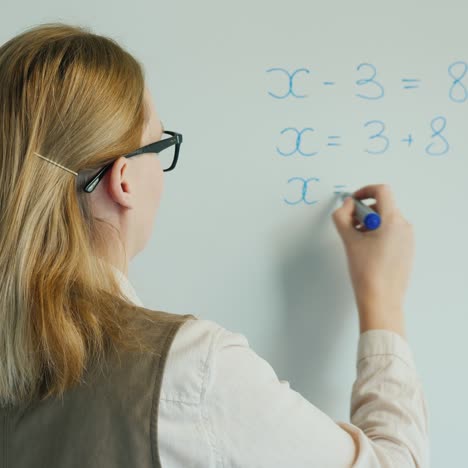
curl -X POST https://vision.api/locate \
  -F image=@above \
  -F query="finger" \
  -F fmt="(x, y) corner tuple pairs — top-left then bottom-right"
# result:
(354, 222), (376, 233)
(332, 196), (357, 236)
(368, 200), (404, 219)
(366, 201), (381, 215)
(352, 184), (395, 216)
(369, 203), (378, 213)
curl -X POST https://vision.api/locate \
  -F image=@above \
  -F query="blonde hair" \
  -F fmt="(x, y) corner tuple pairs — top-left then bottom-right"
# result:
(0, 22), (160, 405)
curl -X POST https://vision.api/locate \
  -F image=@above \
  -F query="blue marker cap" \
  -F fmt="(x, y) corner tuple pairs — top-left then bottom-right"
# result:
(338, 191), (382, 231)
(364, 213), (381, 230)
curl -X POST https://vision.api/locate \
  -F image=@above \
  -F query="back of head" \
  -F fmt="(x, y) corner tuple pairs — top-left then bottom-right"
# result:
(0, 22), (156, 406)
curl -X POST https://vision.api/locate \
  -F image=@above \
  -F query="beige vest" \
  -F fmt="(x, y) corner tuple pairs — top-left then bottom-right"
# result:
(0, 308), (196, 468)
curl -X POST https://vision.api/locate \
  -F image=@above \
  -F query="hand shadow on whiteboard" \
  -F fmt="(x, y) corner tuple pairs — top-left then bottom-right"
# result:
(272, 198), (355, 415)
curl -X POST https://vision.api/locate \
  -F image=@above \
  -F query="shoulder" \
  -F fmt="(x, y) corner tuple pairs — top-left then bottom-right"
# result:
(160, 316), (249, 404)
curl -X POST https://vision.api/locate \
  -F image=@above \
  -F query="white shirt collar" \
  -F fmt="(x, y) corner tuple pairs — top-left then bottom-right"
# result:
(108, 263), (144, 307)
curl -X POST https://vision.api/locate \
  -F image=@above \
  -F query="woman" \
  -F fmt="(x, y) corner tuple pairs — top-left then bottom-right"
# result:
(0, 22), (429, 467)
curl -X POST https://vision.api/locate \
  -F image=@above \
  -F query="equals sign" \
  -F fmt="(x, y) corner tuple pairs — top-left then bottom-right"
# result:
(333, 184), (347, 194)
(401, 78), (421, 89)
(327, 136), (342, 147)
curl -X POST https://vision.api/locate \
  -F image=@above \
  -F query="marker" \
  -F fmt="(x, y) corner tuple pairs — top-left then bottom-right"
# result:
(338, 191), (381, 230)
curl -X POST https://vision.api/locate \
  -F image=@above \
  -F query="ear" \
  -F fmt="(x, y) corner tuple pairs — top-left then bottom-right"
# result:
(106, 156), (134, 209)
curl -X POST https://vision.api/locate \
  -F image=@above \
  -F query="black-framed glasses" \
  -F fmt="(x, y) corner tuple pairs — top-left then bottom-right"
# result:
(83, 130), (183, 193)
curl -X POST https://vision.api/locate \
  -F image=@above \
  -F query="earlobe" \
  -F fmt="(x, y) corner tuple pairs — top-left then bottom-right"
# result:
(108, 157), (134, 209)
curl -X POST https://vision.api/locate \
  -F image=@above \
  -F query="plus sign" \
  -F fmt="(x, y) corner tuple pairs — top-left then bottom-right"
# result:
(401, 134), (414, 146)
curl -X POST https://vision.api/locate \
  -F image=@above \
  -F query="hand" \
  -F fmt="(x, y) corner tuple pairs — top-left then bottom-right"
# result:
(332, 184), (414, 337)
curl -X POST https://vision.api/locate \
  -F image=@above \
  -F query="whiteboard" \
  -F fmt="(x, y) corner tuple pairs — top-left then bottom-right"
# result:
(5, 1), (466, 466)
(136, 3), (466, 466)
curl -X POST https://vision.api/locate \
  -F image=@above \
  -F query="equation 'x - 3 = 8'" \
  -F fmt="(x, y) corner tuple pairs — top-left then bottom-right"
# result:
(265, 62), (468, 103)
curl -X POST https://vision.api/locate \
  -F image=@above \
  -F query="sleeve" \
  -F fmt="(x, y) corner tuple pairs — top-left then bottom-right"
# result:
(200, 326), (430, 468)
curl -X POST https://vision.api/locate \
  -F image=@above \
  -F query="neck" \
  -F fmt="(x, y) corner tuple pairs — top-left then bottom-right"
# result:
(109, 257), (128, 277)
(95, 252), (129, 277)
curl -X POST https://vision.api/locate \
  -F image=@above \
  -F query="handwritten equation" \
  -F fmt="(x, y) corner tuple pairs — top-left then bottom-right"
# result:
(264, 62), (459, 205)
(275, 116), (449, 157)
(265, 61), (468, 102)
(284, 181), (353, 206)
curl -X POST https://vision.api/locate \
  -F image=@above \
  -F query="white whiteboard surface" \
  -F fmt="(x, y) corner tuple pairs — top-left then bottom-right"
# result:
(141, 3), (466, 465)
(4, 1), (467, 466)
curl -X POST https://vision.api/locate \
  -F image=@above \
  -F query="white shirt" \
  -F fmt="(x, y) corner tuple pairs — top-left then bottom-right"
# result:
(113, 266), (430, 467)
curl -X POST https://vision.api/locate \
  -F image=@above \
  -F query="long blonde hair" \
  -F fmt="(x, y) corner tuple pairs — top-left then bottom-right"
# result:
(0, 22), (159, 405)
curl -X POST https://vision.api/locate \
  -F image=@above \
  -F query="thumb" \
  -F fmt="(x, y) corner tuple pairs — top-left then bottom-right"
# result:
(332, 196), (355, 238)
